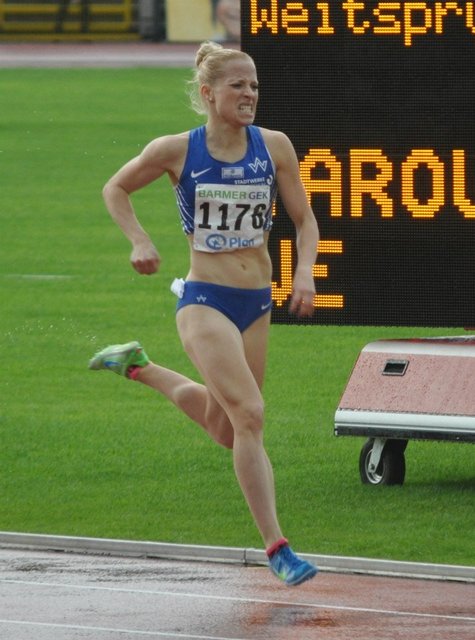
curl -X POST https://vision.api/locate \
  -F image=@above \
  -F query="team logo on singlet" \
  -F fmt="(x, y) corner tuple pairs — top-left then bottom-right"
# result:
(248, 157), (268, 173)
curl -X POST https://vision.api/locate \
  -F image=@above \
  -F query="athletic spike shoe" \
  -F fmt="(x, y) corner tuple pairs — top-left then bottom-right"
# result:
(268, 545), (318, 586)
(88, 341), (149, 378)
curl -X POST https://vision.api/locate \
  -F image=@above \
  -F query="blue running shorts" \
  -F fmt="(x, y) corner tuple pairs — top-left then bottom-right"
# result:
(176, 281), (272, 333)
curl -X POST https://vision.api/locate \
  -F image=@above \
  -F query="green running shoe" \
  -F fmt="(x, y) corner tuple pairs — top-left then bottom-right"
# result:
(88, 341), (149, 377)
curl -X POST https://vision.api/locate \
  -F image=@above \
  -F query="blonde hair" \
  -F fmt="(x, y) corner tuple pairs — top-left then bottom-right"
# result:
(188, 41), (254, 115)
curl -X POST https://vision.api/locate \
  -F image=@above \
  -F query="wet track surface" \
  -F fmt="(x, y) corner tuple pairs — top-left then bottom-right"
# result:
(1, 548), (474, 639)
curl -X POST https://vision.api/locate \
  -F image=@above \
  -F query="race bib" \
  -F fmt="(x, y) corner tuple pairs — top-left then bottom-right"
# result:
(193, 183), (270, 253)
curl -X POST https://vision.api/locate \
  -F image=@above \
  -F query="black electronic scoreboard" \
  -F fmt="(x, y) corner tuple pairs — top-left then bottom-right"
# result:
(241, 1), (475, 326)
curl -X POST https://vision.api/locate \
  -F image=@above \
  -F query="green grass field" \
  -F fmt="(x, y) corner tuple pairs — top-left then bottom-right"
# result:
(1, 68), (474, 567)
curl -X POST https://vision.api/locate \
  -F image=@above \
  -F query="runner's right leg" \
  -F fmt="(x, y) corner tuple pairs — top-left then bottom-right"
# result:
(89, 341), (233, 448)
(134, 363), (234, 448)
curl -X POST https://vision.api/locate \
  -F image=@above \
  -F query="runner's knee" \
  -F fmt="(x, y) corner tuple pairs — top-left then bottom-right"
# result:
(231, 400), (264, 435)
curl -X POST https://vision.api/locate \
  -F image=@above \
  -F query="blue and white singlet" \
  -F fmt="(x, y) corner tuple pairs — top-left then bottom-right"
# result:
(174, 125), (276, 253)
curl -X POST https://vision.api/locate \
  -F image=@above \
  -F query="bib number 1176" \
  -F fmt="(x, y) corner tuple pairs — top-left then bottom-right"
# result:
(197, 202), (267, 231)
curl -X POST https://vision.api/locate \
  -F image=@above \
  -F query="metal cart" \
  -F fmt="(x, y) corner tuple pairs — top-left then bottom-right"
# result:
(334, 336), (475, 485)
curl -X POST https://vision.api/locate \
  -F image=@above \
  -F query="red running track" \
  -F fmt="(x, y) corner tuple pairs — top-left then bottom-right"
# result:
(0, 547), (474, 639)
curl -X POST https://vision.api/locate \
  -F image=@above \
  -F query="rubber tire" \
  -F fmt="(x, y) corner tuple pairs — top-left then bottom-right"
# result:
(359, 438), (406, 485)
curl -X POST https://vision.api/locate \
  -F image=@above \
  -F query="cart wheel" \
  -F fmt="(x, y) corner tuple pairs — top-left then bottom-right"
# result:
(359, 439), (406, 485)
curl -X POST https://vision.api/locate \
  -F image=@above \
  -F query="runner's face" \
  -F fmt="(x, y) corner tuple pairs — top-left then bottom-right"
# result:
(208, 59), (259, 126)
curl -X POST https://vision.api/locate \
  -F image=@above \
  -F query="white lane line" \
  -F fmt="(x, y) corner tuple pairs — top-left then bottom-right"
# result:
(0, 620), (246, 640)
(1, 579), (474, 624)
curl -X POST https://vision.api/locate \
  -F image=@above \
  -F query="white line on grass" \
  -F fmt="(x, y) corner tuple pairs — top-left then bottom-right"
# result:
(4, 274), (74, 280)
(2, 579), (474, 624)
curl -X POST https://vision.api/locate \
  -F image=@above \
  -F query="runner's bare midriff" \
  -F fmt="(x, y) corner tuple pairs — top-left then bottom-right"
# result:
(186, 233), (272, 289)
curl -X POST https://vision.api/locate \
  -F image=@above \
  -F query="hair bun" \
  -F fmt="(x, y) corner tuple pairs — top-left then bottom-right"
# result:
(195, 41), (223, 67)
